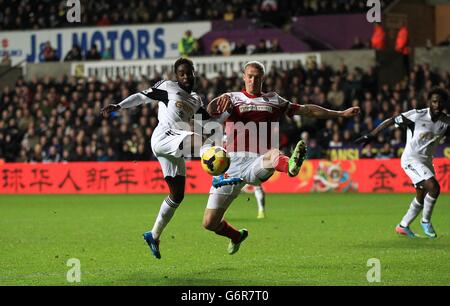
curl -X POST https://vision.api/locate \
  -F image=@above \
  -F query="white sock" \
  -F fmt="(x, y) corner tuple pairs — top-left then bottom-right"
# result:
(422, 194), (437, 223)
(151, 197), (180, 240)
(254, 186), (265, 212)
(400, 198), (423, 227)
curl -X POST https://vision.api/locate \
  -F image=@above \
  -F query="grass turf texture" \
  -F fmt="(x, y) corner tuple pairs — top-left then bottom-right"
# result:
(0, 193), (449, 286)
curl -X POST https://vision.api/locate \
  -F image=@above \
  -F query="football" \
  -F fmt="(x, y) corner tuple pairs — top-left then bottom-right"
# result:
(201, 146), (230, 176)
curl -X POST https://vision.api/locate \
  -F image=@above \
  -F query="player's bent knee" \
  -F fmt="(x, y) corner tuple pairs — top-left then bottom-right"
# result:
(430, 183), (440, 198)
(269, 149), (282, 160)
(262, 149), (281, 169)
(169, 192), (184, 204)
(424, 179), (440, 198)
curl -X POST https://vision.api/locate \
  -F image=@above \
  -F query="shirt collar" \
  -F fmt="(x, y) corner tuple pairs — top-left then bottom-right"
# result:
(241, 89), (262, 99)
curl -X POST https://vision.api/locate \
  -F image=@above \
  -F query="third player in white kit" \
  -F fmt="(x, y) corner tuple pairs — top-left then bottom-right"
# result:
(357, 87), (449, 238)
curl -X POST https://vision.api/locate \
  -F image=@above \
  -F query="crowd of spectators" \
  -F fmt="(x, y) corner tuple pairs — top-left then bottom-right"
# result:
(1, 61), (448, 163)
(0, 0), (394, 31)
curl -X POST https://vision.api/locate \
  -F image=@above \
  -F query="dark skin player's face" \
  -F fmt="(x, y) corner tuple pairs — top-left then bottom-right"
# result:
(429, 94), (445, 119)
(176, 63), (195, 92)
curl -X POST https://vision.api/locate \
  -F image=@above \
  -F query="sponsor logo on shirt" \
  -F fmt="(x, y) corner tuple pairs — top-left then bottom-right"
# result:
(239, 105), (273, 113)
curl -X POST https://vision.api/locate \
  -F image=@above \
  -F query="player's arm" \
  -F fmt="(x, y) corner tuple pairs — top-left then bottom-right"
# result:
(294, 104), (360, 119)
(355, 117), (395, 146)
(355, 109), (417, 146)
(101, 87), (169, 117)
(207, 93), (232, 117)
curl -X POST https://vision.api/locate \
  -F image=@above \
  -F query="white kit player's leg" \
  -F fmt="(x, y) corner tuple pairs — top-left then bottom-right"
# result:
(152, 196), (180, 240)
(254, 186), (266, 219)
(144, 130), (188, 259)
(400, 198), (423, 228)
(420, 177), (440, 238)
(422, 194), (437, 224)
(397, 160), (438, 238)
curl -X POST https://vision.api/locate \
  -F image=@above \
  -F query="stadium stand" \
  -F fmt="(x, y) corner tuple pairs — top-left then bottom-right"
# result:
(1, 62), (448, 163)
(0, 0), (394, 30)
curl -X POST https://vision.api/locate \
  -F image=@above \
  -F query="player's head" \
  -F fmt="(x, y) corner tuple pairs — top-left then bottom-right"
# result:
(174, 57), (195, 92)
(243, 61), (265, 95)
(428, 86), (448, 117)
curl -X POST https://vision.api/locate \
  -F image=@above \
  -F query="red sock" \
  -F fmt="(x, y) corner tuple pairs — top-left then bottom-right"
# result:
(274, 154), (289, 173)
(215, 220), (241, 244)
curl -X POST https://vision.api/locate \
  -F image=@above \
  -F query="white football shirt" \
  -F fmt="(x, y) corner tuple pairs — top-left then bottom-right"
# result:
(394, 108), (449, 162)
(147, 80), (205, 130)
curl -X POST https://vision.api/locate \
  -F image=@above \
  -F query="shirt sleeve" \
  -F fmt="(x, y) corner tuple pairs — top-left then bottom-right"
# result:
(117, 93), (150, 109)
(394, 109), (417, 128)
(152, 80), (168, 91)
(139, 80), (169, 104)
(279, 95), (301, 117)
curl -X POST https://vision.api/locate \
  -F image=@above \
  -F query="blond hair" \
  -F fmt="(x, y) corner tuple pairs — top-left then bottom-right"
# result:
(243, 61), (266, 76)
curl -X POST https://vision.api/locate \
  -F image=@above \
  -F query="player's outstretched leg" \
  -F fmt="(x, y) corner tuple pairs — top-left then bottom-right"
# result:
(204, 192), (248, 255)
(264, 142), (307, 178)
(288, 140), (307, 177)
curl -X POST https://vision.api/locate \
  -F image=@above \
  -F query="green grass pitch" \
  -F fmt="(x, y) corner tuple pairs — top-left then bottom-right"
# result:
(0, 193), (449, 286)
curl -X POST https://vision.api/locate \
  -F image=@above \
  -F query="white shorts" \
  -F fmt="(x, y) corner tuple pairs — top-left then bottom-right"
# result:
(401, 159), (435, 187)
(151, 126), (193, 178)
(207, 153), (274, 210)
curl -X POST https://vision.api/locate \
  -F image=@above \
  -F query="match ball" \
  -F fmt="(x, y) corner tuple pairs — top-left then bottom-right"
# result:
(201, 146), (230, 176)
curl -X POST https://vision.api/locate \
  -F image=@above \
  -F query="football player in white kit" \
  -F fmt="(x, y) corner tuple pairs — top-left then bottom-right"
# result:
(101, 58), (211, 259)
(356, 87), (449, 238)
(201, 61), (360, 255)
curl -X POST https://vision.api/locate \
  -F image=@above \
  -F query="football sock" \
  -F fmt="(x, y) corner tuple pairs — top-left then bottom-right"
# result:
(400, 198), (423, 228)
(422, 194), (437, 224)
(273, 154), (289, 173)
(214, 220), (241, 244)
(254, 186), (265, 213)
(151, 196), (180, 240)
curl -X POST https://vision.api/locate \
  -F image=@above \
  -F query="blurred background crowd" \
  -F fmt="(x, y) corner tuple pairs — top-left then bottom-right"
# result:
(0, 0), (394, 30)
(1, 62), (448, 163)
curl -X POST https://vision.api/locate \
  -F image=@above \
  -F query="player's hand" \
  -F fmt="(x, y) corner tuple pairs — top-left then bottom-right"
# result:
(101, 104), (121, 118)
(216, 94), (232, 114)
(355, 134), (375, 146)
(341, 107), (360, 118)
